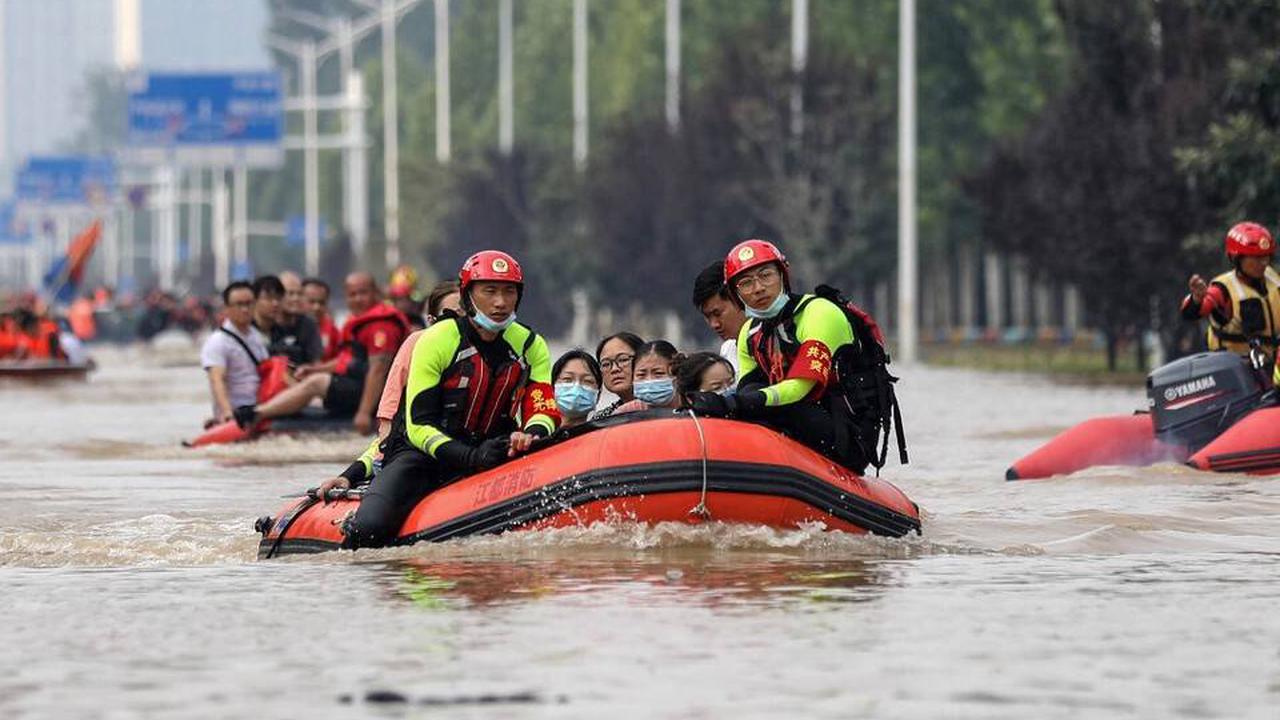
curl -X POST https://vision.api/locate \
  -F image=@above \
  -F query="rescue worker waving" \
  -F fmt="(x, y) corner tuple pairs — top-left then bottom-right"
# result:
(1182, 221), (1280, 370)
(687, 239), (871, 473)
(341, 250), (560, 548)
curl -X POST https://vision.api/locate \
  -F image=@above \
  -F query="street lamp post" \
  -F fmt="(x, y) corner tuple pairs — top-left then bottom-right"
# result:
(897, 0), (918, 364)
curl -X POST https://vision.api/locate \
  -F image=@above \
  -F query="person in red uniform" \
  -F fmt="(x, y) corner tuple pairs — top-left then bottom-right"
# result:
(1182, 221), (1280, 369)
(234, 272), (410, 434)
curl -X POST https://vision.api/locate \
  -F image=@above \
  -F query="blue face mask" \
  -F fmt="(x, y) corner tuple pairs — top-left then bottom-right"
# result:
(634, 378), (675, 406)
(472, 310), (516, 333)
(555, 382), (599, 418)
(745, 291), (789, 321)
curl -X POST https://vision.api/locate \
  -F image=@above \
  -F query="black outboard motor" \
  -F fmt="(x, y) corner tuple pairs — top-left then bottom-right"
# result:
(1147, 351), (1268, 451)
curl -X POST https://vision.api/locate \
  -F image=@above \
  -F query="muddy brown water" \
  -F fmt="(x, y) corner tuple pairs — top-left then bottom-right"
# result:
(2, 344), (1278, 719)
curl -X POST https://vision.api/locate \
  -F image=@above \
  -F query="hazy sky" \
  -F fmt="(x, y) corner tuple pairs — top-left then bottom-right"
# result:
(1, 0), (269, 187)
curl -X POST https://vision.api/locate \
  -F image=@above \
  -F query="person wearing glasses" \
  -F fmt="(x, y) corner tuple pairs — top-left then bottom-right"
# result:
(200, 281), (269, 426)
(686, 239), (870, 473)
(590, 331), (645, 420)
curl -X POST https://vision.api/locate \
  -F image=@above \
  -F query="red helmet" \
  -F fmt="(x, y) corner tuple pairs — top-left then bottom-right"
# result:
(459, 250), (524, 309)
(724, 239), (790, 294)
(1225, 222), (1274, 257)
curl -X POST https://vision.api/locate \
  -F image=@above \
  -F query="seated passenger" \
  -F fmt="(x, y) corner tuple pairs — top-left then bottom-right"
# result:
(200, 281), (267, 425)
(234, 272), (410, 435)
(340, 250), (560, 548)
(425, 279), (463, 326)
(614, 340), (681, 414)
(14, 304), (63, 361)
(590, 331), (645, 420)
(692, 261), (747, 376)
(250, 275), (283, 344)
(303, 277), (342, 361)
(270, 271), (323, 365)
(553, 349), (602, 429)
(674, 351), (736, 398)
(687, 239), (871, 473)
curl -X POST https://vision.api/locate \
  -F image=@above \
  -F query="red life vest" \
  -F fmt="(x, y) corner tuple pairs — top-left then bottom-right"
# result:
(27, 319), (64, 360)
(0, 317), (19, 358)
(317, 314), (342, 361)
(437, 318), (540, 441)
(334, 303), (411, 377)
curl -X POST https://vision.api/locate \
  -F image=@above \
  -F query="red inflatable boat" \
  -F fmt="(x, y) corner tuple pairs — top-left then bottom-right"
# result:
(256, 411), (922, 558)
(1008, 351), (1279, 480)
(184, 358), (351, 447)
(184, 409), (352, 447)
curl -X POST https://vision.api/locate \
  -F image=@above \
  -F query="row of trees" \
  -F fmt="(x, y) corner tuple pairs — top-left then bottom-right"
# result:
(261, 0), (1065, 333)
(970, 0), (1280, 366)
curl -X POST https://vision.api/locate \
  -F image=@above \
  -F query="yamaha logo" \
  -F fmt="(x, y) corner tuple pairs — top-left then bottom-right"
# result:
(1163, 376), (1217, 402)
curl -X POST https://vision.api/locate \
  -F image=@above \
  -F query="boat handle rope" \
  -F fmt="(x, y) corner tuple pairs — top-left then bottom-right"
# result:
(686, 409), (712, 519)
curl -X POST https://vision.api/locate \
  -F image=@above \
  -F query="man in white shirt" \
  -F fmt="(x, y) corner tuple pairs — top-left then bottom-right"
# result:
(691, 261), (747, 375)
(200, 281), (269, 424)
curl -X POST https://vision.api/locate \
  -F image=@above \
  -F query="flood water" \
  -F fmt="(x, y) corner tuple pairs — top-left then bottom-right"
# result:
(3, 341), (1278, 719)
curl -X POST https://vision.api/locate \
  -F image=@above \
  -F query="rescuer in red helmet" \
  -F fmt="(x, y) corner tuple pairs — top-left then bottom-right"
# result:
(339, 250), (560, 549)
(1183, 221), (1280, 367)
(685, 239), (881, 472)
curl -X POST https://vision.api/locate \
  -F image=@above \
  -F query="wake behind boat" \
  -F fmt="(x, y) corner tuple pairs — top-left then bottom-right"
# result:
(255, 411), (922, 558)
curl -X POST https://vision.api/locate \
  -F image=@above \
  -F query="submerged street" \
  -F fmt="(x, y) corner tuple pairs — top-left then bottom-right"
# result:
(3, 347), (1277, 718)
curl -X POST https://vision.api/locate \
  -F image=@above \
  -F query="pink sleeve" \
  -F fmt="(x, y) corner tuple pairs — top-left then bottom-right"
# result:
(376, 331), (421, 421)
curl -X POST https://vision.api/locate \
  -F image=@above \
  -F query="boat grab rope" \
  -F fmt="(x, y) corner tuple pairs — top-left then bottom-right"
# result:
(686, 409), (712, 519)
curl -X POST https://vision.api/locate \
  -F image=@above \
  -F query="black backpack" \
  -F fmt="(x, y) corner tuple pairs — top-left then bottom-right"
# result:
(795, 285), (908, 473)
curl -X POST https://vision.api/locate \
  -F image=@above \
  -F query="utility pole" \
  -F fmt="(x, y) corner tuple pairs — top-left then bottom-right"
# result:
(213, 168), (229, 289)
(301, 39), (320, 276)
(432, 0), (450, 165)
(573, 0), (588, 169)
(233, 163), (248, 275)
(499, 0), (513, 154)
(665, 0), (680, 133)
(791, 0), (808, 138)
(897, 0), (918, 363)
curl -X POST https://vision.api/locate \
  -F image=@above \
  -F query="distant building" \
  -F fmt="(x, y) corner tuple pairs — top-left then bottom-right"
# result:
(0, 0), (269, 191)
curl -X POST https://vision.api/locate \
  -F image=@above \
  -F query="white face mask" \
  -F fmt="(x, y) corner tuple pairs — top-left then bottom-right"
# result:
(472, 309), (516, 332)
(745, 291), (788, 320)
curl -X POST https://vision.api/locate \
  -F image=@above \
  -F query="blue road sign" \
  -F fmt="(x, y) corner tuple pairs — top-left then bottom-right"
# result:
(286, 215), (327, 248)
(15, 156), (117, 206)
(126, 71), (284, 166)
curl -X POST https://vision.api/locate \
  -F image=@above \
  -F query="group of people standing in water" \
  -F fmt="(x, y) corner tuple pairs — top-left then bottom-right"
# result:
(205, 237), (902, 549)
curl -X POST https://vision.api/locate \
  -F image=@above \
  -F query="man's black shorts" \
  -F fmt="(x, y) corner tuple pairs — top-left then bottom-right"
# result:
(324, 373), (364, 416)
